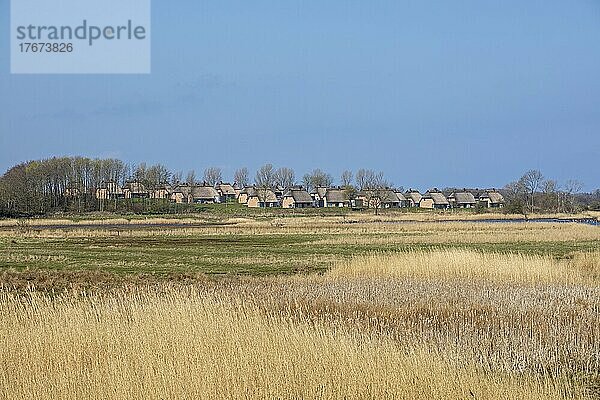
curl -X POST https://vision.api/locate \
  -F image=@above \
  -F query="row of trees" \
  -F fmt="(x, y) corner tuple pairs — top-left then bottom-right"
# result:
(0, 157), (597, 216)
(503, 170), (587, 215)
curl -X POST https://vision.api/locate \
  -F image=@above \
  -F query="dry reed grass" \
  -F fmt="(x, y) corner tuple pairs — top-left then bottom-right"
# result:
(0, 288), (581, 400)
(0, 249), (598, 399)
(327, 248), (600, 284)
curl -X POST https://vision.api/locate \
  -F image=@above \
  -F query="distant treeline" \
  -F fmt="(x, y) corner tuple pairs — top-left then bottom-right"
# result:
(0, 156), (598, 217)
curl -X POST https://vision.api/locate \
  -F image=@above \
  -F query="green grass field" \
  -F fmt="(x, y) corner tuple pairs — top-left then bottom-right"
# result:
(1, 215), (599, 288)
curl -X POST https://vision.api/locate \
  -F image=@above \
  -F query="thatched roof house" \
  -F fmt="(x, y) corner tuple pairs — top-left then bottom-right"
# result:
(247, 188), (279, 208)
(420, 189), (450, 209)
(394, 191), (411, 207)
(324, 188), (350, 207)
(448, 191), (477, 208)
(282, 188), (313, 208)
(191, 185), (220, 204)
(404, 190), (422, 207)
(478, 190), (505, 208)
(170, 183), (192, 203)
(215, 182), (237, 203)
(151, 184), (172, 200)
(310, 187), (329, 207)
(355, 188), (400, 209)
(238, 186), (257, 204)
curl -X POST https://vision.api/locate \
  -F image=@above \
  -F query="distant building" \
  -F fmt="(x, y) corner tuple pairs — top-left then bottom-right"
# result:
(170, 183), (192, 203)
(448, 191), (477, 208)
(96, 181), (124, 200)
(478, 190), (505, 208)
(420, 189), (450, 209)
(404, 189), (422, 207)
(238, 186), (256, 205)
(247, 189), (279, 208)
(215, 182), (237, 203)
(355, 189), (401, 209)
(191, 185), (220, 204)
(394, 191), (411, 208)
(323, 188), (350, 207)
(282, 188), (314, 208)
(310, 187), (329, 207)
(151, 184), (172, 200)
(123, 182), (149, 199)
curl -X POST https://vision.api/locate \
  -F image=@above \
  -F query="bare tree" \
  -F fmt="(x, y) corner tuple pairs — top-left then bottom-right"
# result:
(542, 179), (558, 212)
(340, 170), (356, 200)
(234, 167), (249, 188)
(275, 167), (296, 191)
(504, 180), (528, 217)
(359, 169), (388, 215)
(171, 171), (182, 185)
(519, 170), (544, 213)
(302, 169), (333, 191)
(340, 170), (353, 188)
(255, 164), (276, 207)
(564, 179), (584, 212)
(355, 169), (368, 191)
(203, 167), (222, 186)
(186, 170), (196, 186)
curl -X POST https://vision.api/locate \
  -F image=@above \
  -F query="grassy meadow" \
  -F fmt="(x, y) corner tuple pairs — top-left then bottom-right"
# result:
(0, 213), (599, 398)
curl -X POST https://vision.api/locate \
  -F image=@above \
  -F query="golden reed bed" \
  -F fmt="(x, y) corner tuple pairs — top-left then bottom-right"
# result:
(1, 249), (598, 399)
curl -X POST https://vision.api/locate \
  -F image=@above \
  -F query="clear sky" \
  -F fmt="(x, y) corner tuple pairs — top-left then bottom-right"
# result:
(1, 0), (599, 190)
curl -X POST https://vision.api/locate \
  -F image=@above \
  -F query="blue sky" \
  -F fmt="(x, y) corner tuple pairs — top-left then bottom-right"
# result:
(1, 0), (599, 190)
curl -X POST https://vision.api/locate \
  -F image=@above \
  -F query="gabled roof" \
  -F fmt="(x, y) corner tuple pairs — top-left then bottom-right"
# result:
(283, 188), (313, 203)
(405, 190), (422, 203)
(488, 192), (504, 203)
(358, 189), (399, 203)
(324, 188), (349, 203)
(422, 190), (449, 205)
(479, 191), (505, 203)
(310, 187), (328, 199)
(450, 192), (476, 204)
(172, 184), (192, 195)
(191, 186), (219, 199)
(395, 191), (408, 201)
(382, 190), (400, 203)
(248, 189), (278, 203)
(216, 183), (236, 196)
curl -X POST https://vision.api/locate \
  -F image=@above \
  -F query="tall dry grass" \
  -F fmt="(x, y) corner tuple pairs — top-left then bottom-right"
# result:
(0, 289), (577, 400)
(327, 248), (600, 284)
(1, 249), (599, 399)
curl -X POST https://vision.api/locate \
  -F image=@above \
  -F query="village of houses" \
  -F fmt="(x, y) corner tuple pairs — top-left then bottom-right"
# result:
(95, 181), (505, 210)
